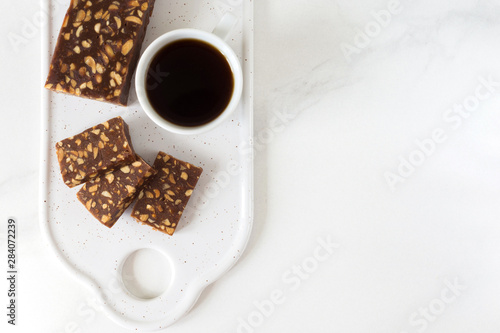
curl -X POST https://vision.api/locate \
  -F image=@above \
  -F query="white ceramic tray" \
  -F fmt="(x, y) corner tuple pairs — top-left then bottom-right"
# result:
(39, 0), (253, 330)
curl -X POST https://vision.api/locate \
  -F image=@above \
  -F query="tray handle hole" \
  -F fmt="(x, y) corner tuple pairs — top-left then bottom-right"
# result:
(121, 248), (172, 299)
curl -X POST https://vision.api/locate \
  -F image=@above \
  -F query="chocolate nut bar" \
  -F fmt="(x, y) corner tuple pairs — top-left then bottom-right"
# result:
(131, 152), (203, 235)
(44, 0), (156, 106)
(77, 156), (155, 227)
(55, 116), (135, 188)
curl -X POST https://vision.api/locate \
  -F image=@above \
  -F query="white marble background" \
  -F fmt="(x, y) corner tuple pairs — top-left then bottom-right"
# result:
(3, 0), (500, 332)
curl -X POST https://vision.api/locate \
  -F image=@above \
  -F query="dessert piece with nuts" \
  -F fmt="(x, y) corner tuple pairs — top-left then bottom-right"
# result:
(77, 156), (155, 228)
(55, 116), (135, 188)
(44, 0), (156, 106)
(131, 152), (203, 235)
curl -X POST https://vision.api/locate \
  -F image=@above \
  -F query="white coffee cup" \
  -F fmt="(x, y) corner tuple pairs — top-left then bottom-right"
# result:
(135, 13), (243, 135)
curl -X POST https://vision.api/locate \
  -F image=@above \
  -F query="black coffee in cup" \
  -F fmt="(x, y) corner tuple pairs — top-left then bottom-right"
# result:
(145, 39), (234, 127)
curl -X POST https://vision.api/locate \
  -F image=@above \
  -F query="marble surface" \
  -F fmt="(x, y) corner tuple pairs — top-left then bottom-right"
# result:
(3, 0), (500, 332)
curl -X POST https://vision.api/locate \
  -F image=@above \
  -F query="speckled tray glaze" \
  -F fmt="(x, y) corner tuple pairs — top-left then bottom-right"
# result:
(39, 0), (253, 330)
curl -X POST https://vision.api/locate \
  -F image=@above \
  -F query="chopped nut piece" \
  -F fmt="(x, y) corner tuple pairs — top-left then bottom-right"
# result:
(125, 16), (142, 25)
(121, 40), (133, 55)
(75, 9), (86, 22)
(105, 44), (115, 57)
(84, 56), (96, 73)
(100, 133), (110, 142)
(76, 25), (83, 37)
(102, 191), (112, 198)
(105, 173), (114, 183)
(114, 16), (122, 28)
